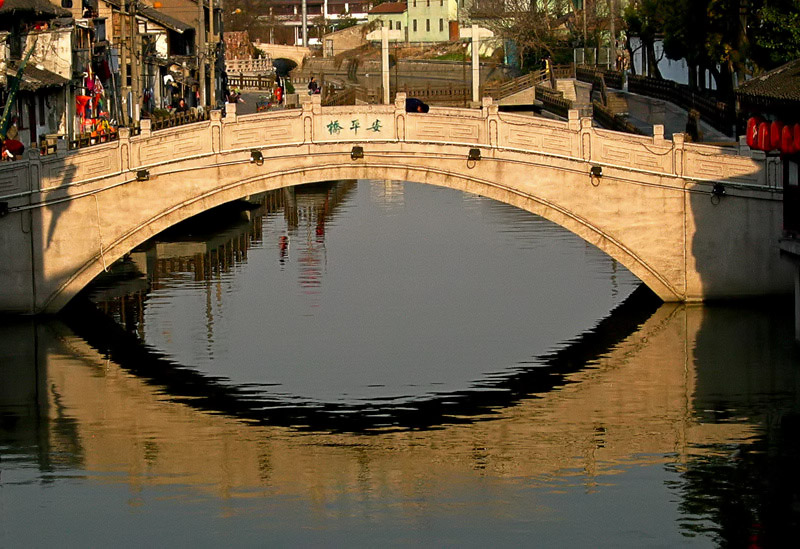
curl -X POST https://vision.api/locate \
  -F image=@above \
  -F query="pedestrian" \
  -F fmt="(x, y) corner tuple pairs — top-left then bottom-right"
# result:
(308, 76), (320, 95)
(685, 109), (702, 142)
(405, 97), (429, 113)
(175, 98), (189, 113)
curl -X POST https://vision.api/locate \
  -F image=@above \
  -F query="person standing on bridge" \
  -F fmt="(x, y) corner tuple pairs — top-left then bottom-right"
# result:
(308, 76), (320, 95)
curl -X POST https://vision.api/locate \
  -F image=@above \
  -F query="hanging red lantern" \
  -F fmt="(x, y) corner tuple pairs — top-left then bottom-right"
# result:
(757, 122), (771, 151)
(746, 117), (762, 148)
(793, 123), (800, 153)
(781, 125), (794, 154)
(0, 1), (4, 10)
(770, 121), (784, 150)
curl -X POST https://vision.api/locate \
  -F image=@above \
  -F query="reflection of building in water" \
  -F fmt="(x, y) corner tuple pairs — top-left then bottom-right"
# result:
(87, 191), (286, 337)
(283, 181), (356, 293)
(369, 179), (406, 209)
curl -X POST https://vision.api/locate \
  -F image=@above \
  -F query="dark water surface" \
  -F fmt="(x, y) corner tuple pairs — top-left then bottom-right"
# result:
(1, 180), (798, 546)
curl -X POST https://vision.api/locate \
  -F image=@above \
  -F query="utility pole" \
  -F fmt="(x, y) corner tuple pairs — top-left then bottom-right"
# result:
(198, 0), (206, 107)
(583, 0), (589, 65)
(209, 0), (215, 107)
(608, 0), (616, 69)
(120, 1), (128, 124)
(130, 1), (140, 121)
(302, 0), (308, 47)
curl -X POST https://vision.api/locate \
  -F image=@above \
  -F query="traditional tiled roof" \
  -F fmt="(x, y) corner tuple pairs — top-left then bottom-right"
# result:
(100, 1), (193, 34)
(369, 2), (407, 14)
(3, 63), (70, 91)
(137, 4), (194, 34)
(0, 0), (71, 19)
(736, 58), (800, 103)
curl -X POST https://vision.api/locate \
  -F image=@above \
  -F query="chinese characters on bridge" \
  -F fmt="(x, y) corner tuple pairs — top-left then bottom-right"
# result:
(326, 118), (383, 136)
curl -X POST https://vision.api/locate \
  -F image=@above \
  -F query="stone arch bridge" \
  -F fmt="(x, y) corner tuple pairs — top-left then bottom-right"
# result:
(0, 94), (790, 314)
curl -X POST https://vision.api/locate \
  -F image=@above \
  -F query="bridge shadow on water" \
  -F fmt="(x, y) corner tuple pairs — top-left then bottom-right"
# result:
(59, 285), (661, 434)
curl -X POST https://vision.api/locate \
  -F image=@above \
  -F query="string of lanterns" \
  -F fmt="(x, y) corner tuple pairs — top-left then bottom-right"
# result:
(746, 117), (800, 154)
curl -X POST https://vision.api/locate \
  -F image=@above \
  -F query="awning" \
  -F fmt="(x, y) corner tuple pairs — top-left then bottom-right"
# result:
(3, 63), (69, 92)
(136, 5), (193, 35)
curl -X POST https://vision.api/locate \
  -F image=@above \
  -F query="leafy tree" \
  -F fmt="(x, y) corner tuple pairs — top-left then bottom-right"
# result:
(469, 0), (578, 70)
(622, 0), (664, 78)
(750, 1), (800, 69)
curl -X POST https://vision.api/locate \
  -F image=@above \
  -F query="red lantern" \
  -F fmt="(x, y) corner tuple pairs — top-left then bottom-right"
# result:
(0, 1), (4, 10)
(781, 125), (794, 154)
(794, 123), (800, 152)
(770, 120), (784, 150)
(746, 117), (762, 148)
(757, 122), (771, 151)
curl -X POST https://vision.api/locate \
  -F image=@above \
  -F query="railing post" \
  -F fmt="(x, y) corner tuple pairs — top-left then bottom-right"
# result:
(117, 127), (131, 173)
(394, 92), (406, 142)
(483, 96), (499, 148)
(210, 109), (223, 153)
(580, 115), (593, 162)
(139, 118), (152, 138)
(672, 132), (685, 177)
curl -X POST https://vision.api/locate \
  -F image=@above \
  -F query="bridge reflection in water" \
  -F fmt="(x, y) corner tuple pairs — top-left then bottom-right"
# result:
(2, 294), (796, 544)
(1, 182), (797, 545)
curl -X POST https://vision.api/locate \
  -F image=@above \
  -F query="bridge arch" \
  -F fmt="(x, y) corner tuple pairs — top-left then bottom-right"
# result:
(52, 158), (678, 314)
(0, 97), (788, 314)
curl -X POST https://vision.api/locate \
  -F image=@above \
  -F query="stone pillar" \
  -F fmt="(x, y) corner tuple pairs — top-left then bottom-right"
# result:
(382, 26), (390, 105)
(210, 109), (223, 153)
(226, 101), (238, 121)
(672, 133), (685, 177)
(483, 97), (499, 147)
(580, 116), (593, 162)
(394, 92), (407, 141)
(139, 118), (152, 138)
(653, 124), (664, 145)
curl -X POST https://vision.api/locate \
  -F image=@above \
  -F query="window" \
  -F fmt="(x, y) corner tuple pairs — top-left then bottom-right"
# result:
(413, 19), (417, 32)
(440, 0), (443, 5)
(439, 19), (443, 32)
(426, 19), (430, 32)
(397, 22), (402, 30)
(426, 0), (430, 5)
(413, 0), (416, 6)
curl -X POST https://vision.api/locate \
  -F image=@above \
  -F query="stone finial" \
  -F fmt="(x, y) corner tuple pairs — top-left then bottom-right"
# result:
(481, 96), (493, 108)
(140, 118), (152, 136)
(227, 101), (237, 117)
(395, 92), (407, 110)
(568, 109), (581, 131)
(653, 124), (664, 142)
(210, 109), (223, 121)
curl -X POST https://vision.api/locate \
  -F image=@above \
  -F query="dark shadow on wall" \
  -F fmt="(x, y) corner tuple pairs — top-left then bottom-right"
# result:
(688, 171), (793, 301)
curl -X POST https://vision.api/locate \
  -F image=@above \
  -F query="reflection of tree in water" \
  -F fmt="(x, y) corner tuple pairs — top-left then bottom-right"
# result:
(668, 302), (800, 546)
(668, 415), (800, 546)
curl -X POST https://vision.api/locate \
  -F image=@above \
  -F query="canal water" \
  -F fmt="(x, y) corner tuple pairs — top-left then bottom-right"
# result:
(1, 180), (798, 546)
